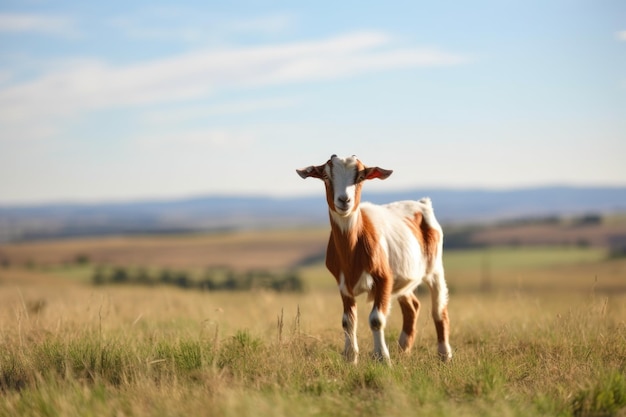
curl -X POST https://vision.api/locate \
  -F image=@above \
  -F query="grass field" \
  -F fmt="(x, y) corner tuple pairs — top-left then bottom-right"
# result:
(1, 230), (626, 416)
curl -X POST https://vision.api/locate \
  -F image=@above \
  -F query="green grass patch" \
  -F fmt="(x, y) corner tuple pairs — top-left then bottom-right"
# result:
(300, 246), (615, 293)
(572, 371), (626, 417)
(444, 246), (607, 272)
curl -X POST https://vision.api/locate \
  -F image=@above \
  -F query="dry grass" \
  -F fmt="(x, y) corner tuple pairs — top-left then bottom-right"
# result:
(1, 230), (626, 416)
(1, 275), (625, 416)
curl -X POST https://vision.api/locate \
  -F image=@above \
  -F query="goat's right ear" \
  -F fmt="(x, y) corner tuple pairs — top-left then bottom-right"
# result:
(296, 164), (325, 179)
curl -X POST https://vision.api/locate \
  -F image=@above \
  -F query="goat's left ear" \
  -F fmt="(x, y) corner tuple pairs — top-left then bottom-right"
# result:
(361, 167), (393, 181)
(296, 164), (326, 179)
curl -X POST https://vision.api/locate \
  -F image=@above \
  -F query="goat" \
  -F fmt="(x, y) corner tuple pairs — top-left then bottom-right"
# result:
(296, 154), (452, 363)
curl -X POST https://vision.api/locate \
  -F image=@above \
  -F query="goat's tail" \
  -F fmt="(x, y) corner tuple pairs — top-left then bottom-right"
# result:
(418, 197), (432, 207)
(418, 197), (441, 230)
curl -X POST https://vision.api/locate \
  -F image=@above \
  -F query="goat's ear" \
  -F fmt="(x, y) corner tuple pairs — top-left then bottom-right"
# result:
(361, 167), (393, 181)
(296, 164), (326, 179)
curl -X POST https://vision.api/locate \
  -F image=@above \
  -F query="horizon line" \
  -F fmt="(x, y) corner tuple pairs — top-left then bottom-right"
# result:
(2, 183), (626, 209)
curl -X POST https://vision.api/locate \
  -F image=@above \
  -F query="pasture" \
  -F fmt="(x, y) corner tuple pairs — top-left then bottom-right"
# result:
(1, 229), (625, 416)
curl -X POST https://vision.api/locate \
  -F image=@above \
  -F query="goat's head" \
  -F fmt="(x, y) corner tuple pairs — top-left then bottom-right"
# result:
(297, 155), (393, 217)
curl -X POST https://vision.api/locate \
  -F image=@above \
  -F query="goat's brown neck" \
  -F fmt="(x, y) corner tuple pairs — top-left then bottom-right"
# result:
(328, 208), (381, 279)
(329, 210), (361, 258)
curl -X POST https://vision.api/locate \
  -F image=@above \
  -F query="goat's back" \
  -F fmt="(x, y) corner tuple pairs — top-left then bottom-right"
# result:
(359, 198), (443, 288)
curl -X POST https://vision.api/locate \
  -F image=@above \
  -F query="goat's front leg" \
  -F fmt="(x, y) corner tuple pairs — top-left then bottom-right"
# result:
(341, 294), (359, 364)
(370, 275), (393, 364)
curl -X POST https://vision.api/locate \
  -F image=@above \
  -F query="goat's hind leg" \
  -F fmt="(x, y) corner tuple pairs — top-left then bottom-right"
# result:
(397, 292), (420, 352)
(426, 269), (452, 361)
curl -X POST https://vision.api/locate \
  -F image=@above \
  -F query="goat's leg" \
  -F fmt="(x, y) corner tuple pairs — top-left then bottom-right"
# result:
(397, 292), (420, 352)
(426, 269), (452, 361)
(341, 294), (359, 364)
(370, 276), (393, 363)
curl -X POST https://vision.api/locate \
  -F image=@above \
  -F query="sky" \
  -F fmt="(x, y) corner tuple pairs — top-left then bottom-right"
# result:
(0, 0), (625, 205)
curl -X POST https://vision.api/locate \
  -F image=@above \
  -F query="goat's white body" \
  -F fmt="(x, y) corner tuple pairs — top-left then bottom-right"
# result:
(334, 199), (443, 296)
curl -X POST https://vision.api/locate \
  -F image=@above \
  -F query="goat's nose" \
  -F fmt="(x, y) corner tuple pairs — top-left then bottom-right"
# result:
(338, 195), (351, 204)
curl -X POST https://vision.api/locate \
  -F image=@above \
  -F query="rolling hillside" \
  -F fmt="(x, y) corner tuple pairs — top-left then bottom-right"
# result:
(1, 186), (625, 242)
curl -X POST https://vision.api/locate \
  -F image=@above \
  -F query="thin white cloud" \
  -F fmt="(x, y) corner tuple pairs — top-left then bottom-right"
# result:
(0, 31), (468, 141)
(226, 14), (294, 35)
(140, 97), (300, 125)
(135, 127), (257, 151)
(0, 13), (78, 37)
(108, 9), (294, 43)
(0, 70), (12, 85)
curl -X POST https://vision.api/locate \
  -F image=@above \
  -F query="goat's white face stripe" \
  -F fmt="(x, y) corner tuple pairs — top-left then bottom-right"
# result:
(328, 156), (359, 216)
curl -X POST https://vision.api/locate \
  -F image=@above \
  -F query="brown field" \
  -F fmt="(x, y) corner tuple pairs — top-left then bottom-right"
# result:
(469, 216), (626, 247)
(0, 228), (327, 272)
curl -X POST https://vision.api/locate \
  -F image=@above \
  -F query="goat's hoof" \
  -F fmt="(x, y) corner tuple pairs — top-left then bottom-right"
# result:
(438, 342), (452, 362)
(343, 352), (358, 365)
(370, 352), (392, 366)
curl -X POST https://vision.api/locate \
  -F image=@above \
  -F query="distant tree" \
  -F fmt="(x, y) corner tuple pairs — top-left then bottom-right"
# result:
(272, 272), (305, 293)
(159, 269), (173, 285)
(175, 272), (191, 289)
(443, 229), (482, 249)
(92, 266), (107, 285)
(608, 235), (626, 259)
(222, 273), (238, 290)
(199, 278), (216, 291)
(111, 267), (129, 284)
(573, 213), (602, 226)
(74, 253), (90, 265)
(134, 268), (153, 285)
(576, 239), (590, 248)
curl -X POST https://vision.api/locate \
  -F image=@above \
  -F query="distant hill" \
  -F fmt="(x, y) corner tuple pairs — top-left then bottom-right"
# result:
(1, 186), (625, 242)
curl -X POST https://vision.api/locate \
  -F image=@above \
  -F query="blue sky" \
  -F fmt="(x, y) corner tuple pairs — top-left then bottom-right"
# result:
(1, 0), (625, 205)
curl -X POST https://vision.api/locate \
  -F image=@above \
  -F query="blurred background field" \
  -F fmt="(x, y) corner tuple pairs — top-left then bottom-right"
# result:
(1, 212), (625, 293)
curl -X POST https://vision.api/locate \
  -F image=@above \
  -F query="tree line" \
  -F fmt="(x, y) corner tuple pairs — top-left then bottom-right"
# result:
(92, 265), (305, 293)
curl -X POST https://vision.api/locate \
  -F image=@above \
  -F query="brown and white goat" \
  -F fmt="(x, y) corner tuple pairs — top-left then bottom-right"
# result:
(297, 154), (452, 363)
